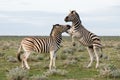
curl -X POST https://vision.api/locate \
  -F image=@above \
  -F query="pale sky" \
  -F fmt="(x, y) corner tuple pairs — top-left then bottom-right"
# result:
(0, 0), (120, 36)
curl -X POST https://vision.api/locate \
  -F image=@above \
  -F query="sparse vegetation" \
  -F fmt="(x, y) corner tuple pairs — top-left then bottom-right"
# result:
(0, 36), (120, 80)
(30, 74), (48, 80)
(6, 67), (29, 80)
(99, 64), (120, 78)
(43, 69), (68, 77)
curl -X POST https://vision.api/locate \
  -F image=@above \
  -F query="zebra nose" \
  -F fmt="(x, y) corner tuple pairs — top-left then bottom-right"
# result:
(64, 16), (68, 22)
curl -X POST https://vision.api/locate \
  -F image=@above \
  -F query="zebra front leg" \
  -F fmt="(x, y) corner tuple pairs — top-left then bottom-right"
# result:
(53, 53), (56, 69)
(49, 50), (54, 70)
(93, 46), (99, 68)
(87, 47), (94, 68)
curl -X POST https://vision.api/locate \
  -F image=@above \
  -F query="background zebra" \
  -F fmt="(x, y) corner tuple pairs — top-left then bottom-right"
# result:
(64, 10), (103, 68)
(17, 24), (70, 70)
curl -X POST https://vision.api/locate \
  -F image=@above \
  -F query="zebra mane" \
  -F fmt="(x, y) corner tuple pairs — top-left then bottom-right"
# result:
(71, 10), (81, 23)
(50, 24), (60, 36)
(73, 11), (80, 19)
(71, 10), (76, 13)
(50, 26), (54, 36)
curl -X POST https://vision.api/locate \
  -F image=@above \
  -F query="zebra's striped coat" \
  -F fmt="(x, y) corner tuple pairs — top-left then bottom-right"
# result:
(65, 10), (103, 68)
(17, 24), (70, 70)
(67, 24), (101, 47)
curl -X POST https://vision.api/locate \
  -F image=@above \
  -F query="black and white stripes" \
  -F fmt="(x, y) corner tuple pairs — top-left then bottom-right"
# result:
(64, 10), (103, 68)
(17, 24), (70, 70)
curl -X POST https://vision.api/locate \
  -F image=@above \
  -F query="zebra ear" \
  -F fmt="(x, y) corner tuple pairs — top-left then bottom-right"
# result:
(53, 25), (56, 29)
(55, 24), (59, 26)
(53, 25), (55, 27)
(72, 10), (76, 14)
(53, 24), (60, 28)
(53, 24), (59, 26)
(71, 10), (75, 14)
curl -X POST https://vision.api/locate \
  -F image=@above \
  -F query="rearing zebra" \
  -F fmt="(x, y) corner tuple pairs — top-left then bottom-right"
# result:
(17, 24), (70, 70)
(64, 10), (103, 68)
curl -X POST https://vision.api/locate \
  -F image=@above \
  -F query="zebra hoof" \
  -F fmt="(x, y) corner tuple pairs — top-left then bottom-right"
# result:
(27, 67), (30, 69)
(95, 65), (99, 69)
(87, 65), (91, 68)
(24, 66), (30, 70)
(87, 66), (91, 68)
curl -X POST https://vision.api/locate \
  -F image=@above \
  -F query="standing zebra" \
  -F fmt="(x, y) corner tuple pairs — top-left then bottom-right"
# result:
(17, 24), (70, 70)
(64, 10), (103, 68)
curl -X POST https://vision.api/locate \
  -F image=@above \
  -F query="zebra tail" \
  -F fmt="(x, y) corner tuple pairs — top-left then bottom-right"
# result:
(99, 47), (103, 58)
(17, 44), (22, 62)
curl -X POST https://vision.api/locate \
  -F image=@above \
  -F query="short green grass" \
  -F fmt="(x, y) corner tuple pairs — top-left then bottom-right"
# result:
(0, 36), (120, 80)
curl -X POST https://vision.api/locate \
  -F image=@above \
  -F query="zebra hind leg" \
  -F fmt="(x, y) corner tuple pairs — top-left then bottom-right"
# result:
(72, 35), (76, 46)
(21, 59), (27, 69)
(93, 46), (100, 68)
(87, 46), (94, 68)
(22, 51), (30, 69)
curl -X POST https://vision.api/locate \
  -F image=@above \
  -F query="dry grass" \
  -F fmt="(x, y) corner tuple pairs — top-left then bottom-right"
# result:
(0, 36), (120, 80)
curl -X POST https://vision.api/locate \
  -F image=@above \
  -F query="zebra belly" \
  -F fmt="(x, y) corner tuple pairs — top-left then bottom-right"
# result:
(78, 37), (93, 46)
(36, 44), (50, 53)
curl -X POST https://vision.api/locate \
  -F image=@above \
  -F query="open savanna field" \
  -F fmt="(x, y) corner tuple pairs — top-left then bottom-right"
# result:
(0, 36), (120, 80)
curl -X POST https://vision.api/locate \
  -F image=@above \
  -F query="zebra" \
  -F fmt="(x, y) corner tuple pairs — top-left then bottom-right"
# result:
(17, 24), (71, 70)
(64, 10), (103, 68)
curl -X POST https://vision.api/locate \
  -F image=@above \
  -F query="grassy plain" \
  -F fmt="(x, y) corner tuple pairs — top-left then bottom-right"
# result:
(0, 36), (120, 80)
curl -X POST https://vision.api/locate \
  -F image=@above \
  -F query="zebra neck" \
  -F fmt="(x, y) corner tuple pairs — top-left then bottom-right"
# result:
(52, 34), (62, 46)
(72, 20), (81, 30)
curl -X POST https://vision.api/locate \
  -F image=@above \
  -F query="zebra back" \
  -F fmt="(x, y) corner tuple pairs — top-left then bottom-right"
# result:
(20, 24), (71, 53)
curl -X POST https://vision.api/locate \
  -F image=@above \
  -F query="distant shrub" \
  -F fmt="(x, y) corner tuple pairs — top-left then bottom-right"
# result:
(6, 56), (17, 63)
(43, 69), (68, 76)
(77, 46), (86, 52)
(64, 79), (78, 80)
(60, 53), (67, 60)
(99, 64), (120, 78)
(30, 75), (48, 80)
(2, 45), (10, 50)
(66, 55), (84, 61)
(31, 62), (43, 70)
(60, 46), (78, 61)
(29, 54), (44, 62)
(74, 55), (85, 61)
(66, 55), (76, 60)
(114, 43), (120, 50)
(43, 64), (49, 69)
(0, 52), (5, 57)
(100, 53), (109, 60)
(6, 67), (29, 80)
(75, 78), (94, 80)
(62, 48), (74, 55)
(30, 69), (67, 80)
(63, 59), (78, 68)
(103, 41), (114, 48)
